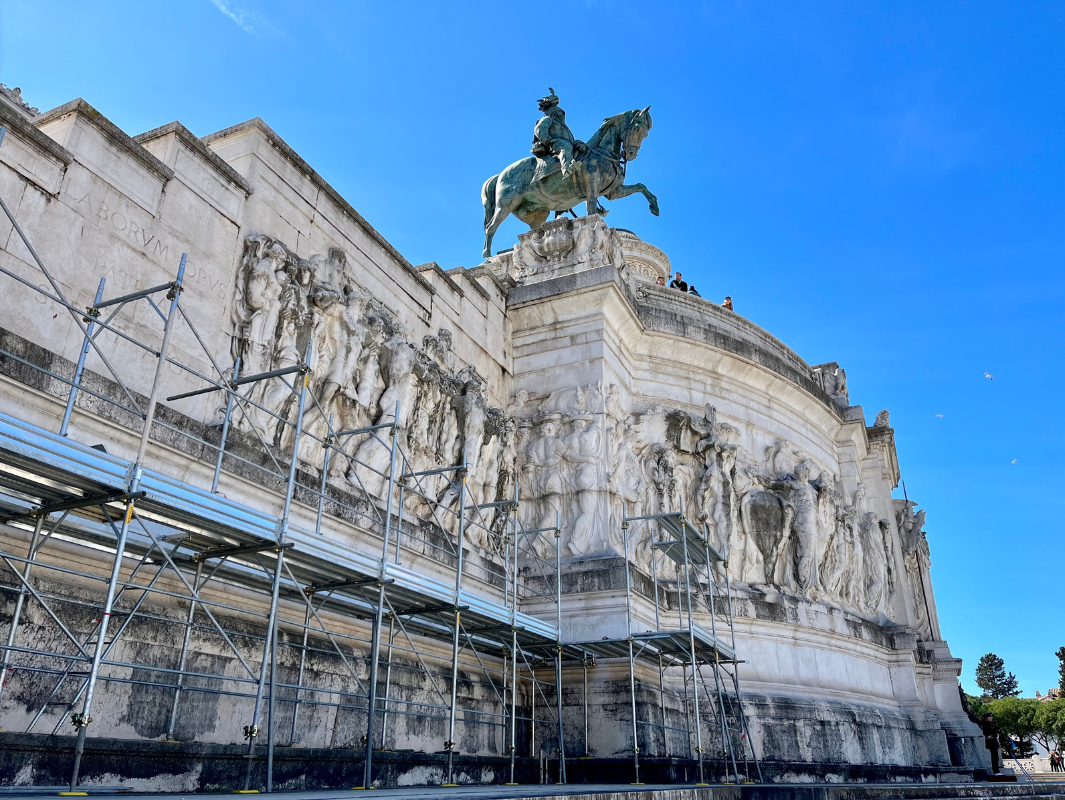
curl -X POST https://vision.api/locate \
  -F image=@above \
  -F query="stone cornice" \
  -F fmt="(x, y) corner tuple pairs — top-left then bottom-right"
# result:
(466, 264), (513, 296)
(446, 266), (491, 302)
(416, 261), (464, 298)
(630, 280), (842, 417)
(134, 121), (253, 197)
(508, 265), (843, 418)
(35, 98), (174, 184)
(201, 117), (433, 296)
(0, 95), (73, 166)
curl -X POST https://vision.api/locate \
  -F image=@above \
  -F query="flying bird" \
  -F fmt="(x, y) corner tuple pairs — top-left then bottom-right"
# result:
(983, 372), (994, 380)
(1011, 458), (1018, 465)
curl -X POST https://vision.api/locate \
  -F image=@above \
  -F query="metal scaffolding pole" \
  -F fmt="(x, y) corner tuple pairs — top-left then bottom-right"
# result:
(234, 345), (309, 792)
(553, 516), (566, 785)
(59, 278), (106, 437)
(210, 359), (241, 493)
(702, 533), (738, 785)
(359, 402), (399, 790)
(621, 511), (641, 785)
(507, 627), (518, 785)
(443, 458), (467, 787)
(166, 560), (204, 741)
(582, 657), (590, 757)
(288, 600), (313, 746)
(725, 565), (762, 784)
(678, 507), (706, 786)
(69, 256), (186, 792)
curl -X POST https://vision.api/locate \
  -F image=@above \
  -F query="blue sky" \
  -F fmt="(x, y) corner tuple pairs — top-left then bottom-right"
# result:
(2, 1), (1062, 694)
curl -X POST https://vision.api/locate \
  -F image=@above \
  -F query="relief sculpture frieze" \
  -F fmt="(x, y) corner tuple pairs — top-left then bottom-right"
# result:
(229, 235), (518, 550)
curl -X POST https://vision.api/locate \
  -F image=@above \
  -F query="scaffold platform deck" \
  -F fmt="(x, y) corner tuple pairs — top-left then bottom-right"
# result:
(0, 412), (559, 652)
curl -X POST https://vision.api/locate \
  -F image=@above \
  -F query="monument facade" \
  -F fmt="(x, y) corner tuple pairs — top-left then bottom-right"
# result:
(0, 89), (989, 789)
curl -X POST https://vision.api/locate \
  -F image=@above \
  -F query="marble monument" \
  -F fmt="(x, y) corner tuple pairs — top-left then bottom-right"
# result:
(0, 87), (989, 788)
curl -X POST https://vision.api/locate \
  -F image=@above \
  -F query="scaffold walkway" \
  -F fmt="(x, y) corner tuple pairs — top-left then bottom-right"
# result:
(566, 508), (761, 786)
(0, 410), (565, 790)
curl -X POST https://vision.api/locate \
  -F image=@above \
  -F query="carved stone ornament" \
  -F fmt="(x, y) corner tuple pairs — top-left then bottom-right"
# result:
(229, 234), (517, 552)
(811, 362), (849, 406)
(506, 215), (624, 285)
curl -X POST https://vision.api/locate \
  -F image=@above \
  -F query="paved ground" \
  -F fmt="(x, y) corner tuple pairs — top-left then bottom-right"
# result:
(4, 780), (1065, 800)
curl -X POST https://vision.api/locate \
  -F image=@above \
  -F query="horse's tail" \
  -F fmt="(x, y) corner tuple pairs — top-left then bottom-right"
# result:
(482, 174), (499, 229)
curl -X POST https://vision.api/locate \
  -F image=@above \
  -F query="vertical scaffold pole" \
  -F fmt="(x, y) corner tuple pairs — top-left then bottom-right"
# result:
(361, 402), (399, 790)
(210, 358), (240, 493)
(724, 560), (761, 783)
(553, 512), (566, 784)
(0, 514), (46, 705)
(166, 560), (203, 741)
(289, 601), (312, 746)
(69, 256), (186, 792)
(622, 508), (641, 785)
(444, 458), (467, 786)
(506, 483), (519, 786)
(253, 345), (308, 792)
(507, 627), (518, 785)
(651, 549), (666, 752)
(704, 532), (738, 784)
(582, 657), (589, 757)
(531, 674), (536, 759)
(314, 414), (333, 537)
(679, 505), (706, 786)
(59, 278), (105, 437)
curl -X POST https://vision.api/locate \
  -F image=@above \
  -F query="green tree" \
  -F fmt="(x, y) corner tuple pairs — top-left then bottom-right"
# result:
(1033, 698), (1065, 753)
(1056, 646), (1065, 692)
(965, 692), (990, 719)
(975, 653), (1021, 699)
(988, 697), (1038, 758)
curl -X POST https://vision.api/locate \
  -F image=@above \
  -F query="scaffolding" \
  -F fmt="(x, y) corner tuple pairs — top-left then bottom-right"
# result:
(565, 505), (762, 785)
(0, 125), (570, 792)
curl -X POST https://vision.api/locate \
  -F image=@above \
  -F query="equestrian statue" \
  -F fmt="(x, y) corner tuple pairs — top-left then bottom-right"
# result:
(481, 89), (659, 258)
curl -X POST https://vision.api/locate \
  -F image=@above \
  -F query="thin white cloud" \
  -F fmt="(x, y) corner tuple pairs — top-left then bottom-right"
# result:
(207, 0), (259, 37)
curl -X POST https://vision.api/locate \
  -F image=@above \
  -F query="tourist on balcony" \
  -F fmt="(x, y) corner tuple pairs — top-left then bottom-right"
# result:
(656, 276), (665, 286)
(669, 272), (688, 291)
(723, 295), (734, 311)
(689, 285), (701, 297)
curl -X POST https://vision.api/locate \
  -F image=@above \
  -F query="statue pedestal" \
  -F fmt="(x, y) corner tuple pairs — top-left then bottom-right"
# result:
(486, 215), (625, 285)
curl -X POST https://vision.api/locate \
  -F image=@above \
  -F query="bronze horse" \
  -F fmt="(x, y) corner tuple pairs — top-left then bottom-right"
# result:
(481, 108), (658, 257)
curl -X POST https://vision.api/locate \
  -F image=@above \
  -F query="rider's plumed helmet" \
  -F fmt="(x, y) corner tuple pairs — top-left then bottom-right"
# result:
(537, 88), (560, 112)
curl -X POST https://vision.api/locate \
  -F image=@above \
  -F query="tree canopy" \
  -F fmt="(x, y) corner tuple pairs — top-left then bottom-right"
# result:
(1056, 646), (1065, 692)
(969, 696), (1065, 755)
(975, 653), (1021, 699)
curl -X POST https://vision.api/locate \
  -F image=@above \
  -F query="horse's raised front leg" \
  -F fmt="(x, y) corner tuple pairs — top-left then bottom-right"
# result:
(608, 182), (659, 216)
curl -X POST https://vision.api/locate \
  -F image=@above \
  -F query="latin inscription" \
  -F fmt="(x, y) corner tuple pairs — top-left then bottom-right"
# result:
(74, 193), (228, 302)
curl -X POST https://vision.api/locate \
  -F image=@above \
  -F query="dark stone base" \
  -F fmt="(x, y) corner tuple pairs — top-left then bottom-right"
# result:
(0, 732), (536, 791)
(561, 757), (975, 786)
(0, 733), (990, 792)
